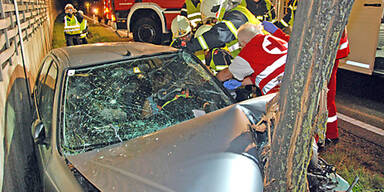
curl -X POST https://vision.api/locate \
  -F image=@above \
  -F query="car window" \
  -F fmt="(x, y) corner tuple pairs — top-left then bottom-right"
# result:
(35, 57), (53, 106)
(62, 52), (233, 154)
(36, 60), (58, 137)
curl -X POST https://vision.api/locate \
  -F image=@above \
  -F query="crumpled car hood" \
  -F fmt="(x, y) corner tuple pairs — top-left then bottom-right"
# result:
(67, 95), (274, 192)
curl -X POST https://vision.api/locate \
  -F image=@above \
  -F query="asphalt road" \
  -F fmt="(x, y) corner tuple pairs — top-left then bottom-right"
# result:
(335, 68), (384, 146)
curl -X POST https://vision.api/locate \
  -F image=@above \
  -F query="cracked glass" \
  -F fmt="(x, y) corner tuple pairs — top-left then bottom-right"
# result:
(61, 52), (233, 154)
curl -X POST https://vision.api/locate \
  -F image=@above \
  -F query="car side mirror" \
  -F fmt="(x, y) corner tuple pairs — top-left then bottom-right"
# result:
(32, 120), (48, 145)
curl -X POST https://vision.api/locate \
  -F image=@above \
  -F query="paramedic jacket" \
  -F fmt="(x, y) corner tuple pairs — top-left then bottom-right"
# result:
(185, 5), (259, 58)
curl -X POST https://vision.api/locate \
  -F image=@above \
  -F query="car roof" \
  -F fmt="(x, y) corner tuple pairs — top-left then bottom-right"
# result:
(52, 42), (178, 68)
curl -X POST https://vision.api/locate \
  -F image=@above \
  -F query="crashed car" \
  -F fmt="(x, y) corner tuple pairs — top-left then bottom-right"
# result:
(31, 42), (270, 191)
(31, 42), (350, 192)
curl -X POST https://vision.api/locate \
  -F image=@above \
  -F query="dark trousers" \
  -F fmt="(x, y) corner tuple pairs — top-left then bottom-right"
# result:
(65, 34), (81, 46)
(80, 37), (88, 44)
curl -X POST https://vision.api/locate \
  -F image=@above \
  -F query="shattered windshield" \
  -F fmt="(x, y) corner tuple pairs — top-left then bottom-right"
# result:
(62, 52), (233, 154)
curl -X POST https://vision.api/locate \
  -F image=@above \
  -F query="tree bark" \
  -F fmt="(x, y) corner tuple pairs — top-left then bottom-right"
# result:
(264, 0), (355, 191)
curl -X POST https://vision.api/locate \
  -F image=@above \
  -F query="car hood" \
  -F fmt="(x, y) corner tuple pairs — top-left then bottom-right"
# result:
(67, 95), (274, 192)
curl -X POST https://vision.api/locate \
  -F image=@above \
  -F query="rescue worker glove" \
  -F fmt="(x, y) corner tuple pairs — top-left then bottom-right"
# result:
(223, 79), (242, 90)
(262, 21), (278, 34)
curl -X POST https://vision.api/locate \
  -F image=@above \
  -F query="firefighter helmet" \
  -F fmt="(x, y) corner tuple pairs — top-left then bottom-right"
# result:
(171, 15), (192, 38)
(194, 24), (213, 38)
(200, 0), (228, 22)
(65, 4), (75, 10)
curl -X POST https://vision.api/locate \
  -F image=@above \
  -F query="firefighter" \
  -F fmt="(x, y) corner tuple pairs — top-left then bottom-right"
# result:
(184, 0), (261, 58)
(205, 48), (233, 74)
(170, 15), (193, 48)
(78, 10), (88, 44)
(273, 0), (297, 32)
(245, 0), (277, 22)
(64, 4), (83, 46)
(194, 24), (213, 65)
(216, 22), (289, 95)
(181, 0), (202, 30)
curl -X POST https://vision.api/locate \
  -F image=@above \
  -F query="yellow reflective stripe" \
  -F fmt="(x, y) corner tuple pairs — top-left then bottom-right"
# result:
(188, 12), (201, 18)
(227, 42), (240, 52)
(271, 19), (277, 23)
(197, 36), (209, 50)
(280, 19), (289, 27)
(64, 28), (81, 32)
(190, 18), (202, 26)
(223, 20), (238, 38)
(257, 16), (263, 20)
(215, 65), (228, 71)
(64, 25), (80, 29)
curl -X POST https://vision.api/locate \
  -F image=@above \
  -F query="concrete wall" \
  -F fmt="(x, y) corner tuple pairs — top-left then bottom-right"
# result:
(0, 0), (59, 191)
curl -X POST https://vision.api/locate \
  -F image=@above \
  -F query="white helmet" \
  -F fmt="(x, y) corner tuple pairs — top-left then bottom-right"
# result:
(200, 0), (228, 22)
(194, 24), (212, 38)
(78, 10), (84, 15)
(171, 15), (192, 38)
(65, 4), (75, 10)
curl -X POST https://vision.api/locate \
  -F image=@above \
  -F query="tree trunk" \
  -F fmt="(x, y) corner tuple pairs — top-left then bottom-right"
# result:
(264, 0), (355, 191)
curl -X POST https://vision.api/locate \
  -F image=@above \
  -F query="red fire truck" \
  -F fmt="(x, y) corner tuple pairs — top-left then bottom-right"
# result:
(102, 0), (185, 44)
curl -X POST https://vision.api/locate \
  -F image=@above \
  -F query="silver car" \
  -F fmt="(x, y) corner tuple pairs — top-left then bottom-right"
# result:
(31, 42), (270, 192)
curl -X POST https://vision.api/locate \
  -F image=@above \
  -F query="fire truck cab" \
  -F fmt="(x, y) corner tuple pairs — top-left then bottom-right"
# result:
(106, 0), (185, 44)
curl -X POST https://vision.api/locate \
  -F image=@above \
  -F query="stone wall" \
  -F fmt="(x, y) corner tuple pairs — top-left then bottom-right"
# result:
(0, 0), (59, 190)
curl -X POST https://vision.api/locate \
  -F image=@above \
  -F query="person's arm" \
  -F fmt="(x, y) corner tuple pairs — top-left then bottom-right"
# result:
(273, 28), (290, 42)
(336, 29), (350, 59)
(242, 77), (253, 86)
(180, 3), (187, 17)
(75, 11), (83, 23)
(262, 21), (290, 42)
(216, 68), (233, 82)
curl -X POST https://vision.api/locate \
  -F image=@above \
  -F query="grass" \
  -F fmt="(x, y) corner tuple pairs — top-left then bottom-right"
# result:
(320, 129), (384, 192)
(52, 18), (130, 48)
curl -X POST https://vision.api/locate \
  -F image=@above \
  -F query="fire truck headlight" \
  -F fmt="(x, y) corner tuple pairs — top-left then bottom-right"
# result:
(93, 8), (98, 14)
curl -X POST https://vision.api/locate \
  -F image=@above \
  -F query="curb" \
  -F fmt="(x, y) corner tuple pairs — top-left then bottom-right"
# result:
(338, 112), (384, 147)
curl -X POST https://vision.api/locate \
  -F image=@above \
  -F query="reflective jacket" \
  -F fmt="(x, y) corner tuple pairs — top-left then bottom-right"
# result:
(336, 29), (350, 59)
(64, 14), (81, 35)
(273, 0), (297, 29)
(181, 0), (201, 28)
(246, 0), (276, 22)
(80, 19), (88, 38)
(186, 5), (260, 58)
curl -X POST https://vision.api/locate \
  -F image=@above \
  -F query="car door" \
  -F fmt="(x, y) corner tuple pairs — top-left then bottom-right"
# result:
(32, 56), (59, 190)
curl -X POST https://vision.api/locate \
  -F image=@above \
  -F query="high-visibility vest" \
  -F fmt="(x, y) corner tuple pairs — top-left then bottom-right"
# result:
(223, 5), (260, 57)
(80, 19), (88, 38)
(240, 0), (247, 6)
(185, 0), (202, 28)
(288, 0), (297, 26)
(265, 0), (274, 22)
(208, 48), (231, 74)
(64, 15), (81, 35)
(195, 50), (206, 65)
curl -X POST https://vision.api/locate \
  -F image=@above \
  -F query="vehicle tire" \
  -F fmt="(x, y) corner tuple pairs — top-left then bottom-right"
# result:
(132, 17), (162, 44)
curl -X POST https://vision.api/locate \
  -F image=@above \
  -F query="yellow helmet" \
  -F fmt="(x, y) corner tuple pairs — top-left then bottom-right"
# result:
(171, 15), (192, 38)
(194, 24), (213, 38)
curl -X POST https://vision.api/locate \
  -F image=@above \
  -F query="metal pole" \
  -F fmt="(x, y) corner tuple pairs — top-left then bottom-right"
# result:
(13, 0), (33, 109)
